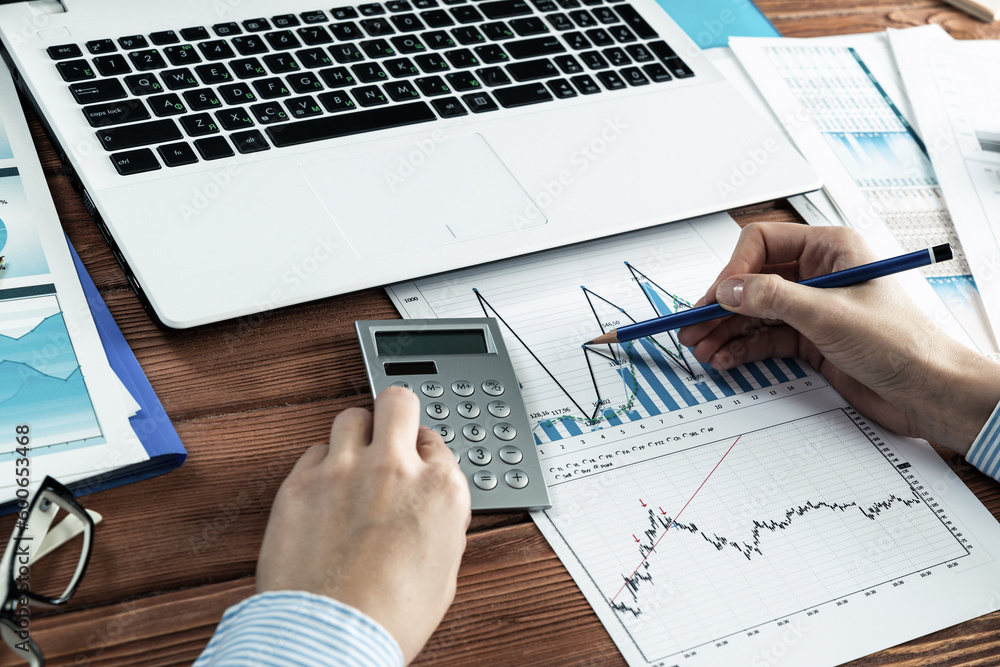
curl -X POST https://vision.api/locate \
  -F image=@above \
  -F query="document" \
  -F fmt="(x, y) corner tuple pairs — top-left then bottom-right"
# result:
(0, 65), (147, 499)
(890, 30), (1000, 351)
(389, 214), (1000, 667)
(730, 28), (996, 354)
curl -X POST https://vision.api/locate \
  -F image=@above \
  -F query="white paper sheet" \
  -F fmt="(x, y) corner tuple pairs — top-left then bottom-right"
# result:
(388, 214), (1000, 667)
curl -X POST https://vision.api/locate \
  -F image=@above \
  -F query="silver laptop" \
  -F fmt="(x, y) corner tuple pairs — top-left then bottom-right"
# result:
(0, 0), (820, 328)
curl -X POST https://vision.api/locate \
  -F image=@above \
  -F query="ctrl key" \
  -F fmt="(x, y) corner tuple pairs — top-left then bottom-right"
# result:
(110, 148), (160, 175)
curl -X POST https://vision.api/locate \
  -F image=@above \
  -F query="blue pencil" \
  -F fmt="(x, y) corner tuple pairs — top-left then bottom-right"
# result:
(585, 244), (953, 345)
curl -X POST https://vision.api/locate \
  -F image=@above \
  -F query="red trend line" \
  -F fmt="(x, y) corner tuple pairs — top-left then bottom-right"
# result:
(611, 434), (743, 603)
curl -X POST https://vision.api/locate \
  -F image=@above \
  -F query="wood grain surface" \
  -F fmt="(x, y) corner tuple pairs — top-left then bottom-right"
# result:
(2, 2), (999, 665)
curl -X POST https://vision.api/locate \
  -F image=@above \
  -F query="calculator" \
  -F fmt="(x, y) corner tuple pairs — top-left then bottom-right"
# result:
(356, 318), (551, 512)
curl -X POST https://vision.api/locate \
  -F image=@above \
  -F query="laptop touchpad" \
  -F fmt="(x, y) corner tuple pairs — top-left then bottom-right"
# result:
(299, 133), (546, 260)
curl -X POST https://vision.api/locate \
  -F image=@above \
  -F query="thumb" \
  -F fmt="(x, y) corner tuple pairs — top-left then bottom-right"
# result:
(716, 274), (828, 334)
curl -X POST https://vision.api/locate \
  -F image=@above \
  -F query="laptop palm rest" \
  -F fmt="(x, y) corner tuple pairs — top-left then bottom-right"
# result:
(299, 133), (546, 261)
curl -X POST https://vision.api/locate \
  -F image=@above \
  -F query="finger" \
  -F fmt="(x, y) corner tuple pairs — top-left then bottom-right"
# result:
(685, 313), (775, 363)
(328, 407), (373, 456)
(704, 325), (803, 371)
(415, 426), (455, 465)
(287, 443), (330, 476)
(714, 272), (837, 341)
(371, 385), (423, 459)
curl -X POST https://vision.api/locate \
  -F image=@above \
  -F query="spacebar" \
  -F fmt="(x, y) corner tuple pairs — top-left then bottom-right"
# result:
(267, 102), (437, 147)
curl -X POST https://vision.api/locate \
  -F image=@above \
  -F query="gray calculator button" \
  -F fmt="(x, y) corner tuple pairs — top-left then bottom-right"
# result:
(390, 381), (412, 390)
(463, 423), (486, 442)
(433, 423), (455, 443)
(426, 402), (450, 420)
(504, 469), (529, 489)
(474, 470), (498, 490)
(493, 423), (516, 441)
(448, 447), (459, 463)
(456, 401), (480, 419)
(467, 445), (491, 465)
(482, 379), (504, 396)
(487, 400), (511, 418)
(421, 381), (444, 398)
(498, 445), (522, 464)
(451, 380), (475, 397)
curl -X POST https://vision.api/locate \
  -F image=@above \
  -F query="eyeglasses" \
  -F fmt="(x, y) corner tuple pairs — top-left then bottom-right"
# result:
(0, 477), (101, 667)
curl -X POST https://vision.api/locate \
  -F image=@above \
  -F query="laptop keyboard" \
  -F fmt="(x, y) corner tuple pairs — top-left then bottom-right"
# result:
(46, 1), (695, 176)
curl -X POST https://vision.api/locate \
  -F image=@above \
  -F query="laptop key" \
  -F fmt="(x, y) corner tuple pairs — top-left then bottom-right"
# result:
(331, 22), (364, 40)
(243, 18), (271, 32)
(506, 36), (564, 59)
(480, 0), (532, 19)
(232, 35), (269, 55)
(83, 100), (150, 127)
(506, 57), (556, 81)
(149, 93), (187, 116)
(272, 14), (300, 28)
(494, 81), (552, 107)
(546, 13), (574, 30)
(318, 91), (358, 112)
(481, 22), (515, 40)
(445, 48), (480, 68)
(415, 53), (449, 72)
(603, 46), (629, 66)
(612, 4), (656, 39)
(509, 17), (548, 35)
(531, 0), (558, 10)
(359, 2), (387, 15)
(665, 58), (693, 78)
(298, 25), (334, 45)
(579, 50), (607, 69)
(421, 9), (454, 28)
(553, 54), (582, 73)
(451, 26), (485, 44)
(297, 48), (334, 68)
(70, 79), (126, 104)
(183, 88), (222, 110)
(462, 91), (498, 112)
(180, 113), (220, 136)
(194, 136), (235, 160)
(97, 119), (182, 150)
(219, 82), (258, 104)
(158, 142), (199, 167)
(162, 68), (199, 89)
(414, 0), (439, 7)
(129, 49), (167, 71)
(422, 31), (456, 49)
(180, 27), (210, 41)
(387, 0), (413, 10)
(569, 10), (597, 27)
(302, 10), (329, 23)
(451, 5), (484, 23)
(547, 77), (576, 97)
(608, 25), (636, 43)
(195, 63), (233, 85)
(266, 101), (436, 147)
(585, 28), (613, 46)
(48, 44), (82, 60)
(446, 71), (480, 90)
(415, 75), (451, 95)
(118, 35), (148, 50)
(331, 44), (365, 63)
(58, 61), (96, 85)
(431, 96), (467, 117)
(391, 35), (427, 54)
(332, 6), (360, 19)
(216, 107), (255, 130)
(288, 72), (324, 93)
(285, 96), (324, 118)
(352, 85), (389, 106)
(164, 44), (201, 66)
(250, 102), (291, 123)
(361, 18), (396, 36)
(111, 148), (160, 175)
(214, 23), (242, 37)
(150, 30), (180, 45)
(263, 53), (300, 73)
(596, 69), (625, 89)
(593, 7), (618, 22)
(362, 39), (397, 58)
(385, 57), (420, 77)
(475, 44), (509, 64)
(385, 80), (421, 101)
(319, 67), (357, 88)
(570, 73), (599, 94)
(94, 55), (131, 76)
(231, 130), (271, 153)
(232, 58), (268, 79)
(86, 39), (117, 55)
(253, 78), (291, 99)
(199, 40), (236, 61)
(475, 66), (511, 86)
(265, 30), (302, 50)
(625, 43), (653, 62)
(392, 13), (426, 31)
(353, 62), (389, 83)
(620, 66), (648, 85)
(642, 62), (671, 82)
(564, 32), (590, 49)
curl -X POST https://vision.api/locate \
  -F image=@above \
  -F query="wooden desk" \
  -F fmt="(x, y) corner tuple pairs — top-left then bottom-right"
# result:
(5, 2), (1000, 665)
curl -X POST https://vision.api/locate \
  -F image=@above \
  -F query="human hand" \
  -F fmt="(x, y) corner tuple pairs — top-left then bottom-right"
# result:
(676, 223), (1000, 454)
(256, 386), (471, 663)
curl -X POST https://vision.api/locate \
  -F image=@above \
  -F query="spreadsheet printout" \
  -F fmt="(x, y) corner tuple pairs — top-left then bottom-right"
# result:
(389, 214), (1000, 667)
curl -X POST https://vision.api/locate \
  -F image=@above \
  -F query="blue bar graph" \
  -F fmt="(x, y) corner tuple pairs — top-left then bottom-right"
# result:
(693, 382), (717, 401)
(783, 358), (808, 379)
(727, 368), (754, 393)
(744, 362), (772, 388)
(626, 410), (642, 421)
(620, 368), (661, 417)
(540, 420), (561, 441)
(763, 359), (789, 384)
(628, 352), (680, 411)
(700, 363), (736, 397)
(564, 419), (583, 436)
(604, 409), (622, 426)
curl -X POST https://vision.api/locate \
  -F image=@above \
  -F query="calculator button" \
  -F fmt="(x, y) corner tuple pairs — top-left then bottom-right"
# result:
(421, 381), (445, 397)
(498, 445), (522, 464)
(493, 422), (516, 441)
(426, 402), (450, 420)
(467, 445), (491, 464)
(463, 424), (487, 442)
(456, 401), (480, 419)
(451, 380), (474, 396)
(482, 379), (504, 396)
(390, 380), (412, 390)
(432, 423), (455, 443)
(487, 400), (510, 418)
(504, 469), (529, 489)
(474, 470), (498, 490)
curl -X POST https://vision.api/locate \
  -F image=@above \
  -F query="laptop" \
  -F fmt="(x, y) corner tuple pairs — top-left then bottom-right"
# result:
(0, 0), (820, 328)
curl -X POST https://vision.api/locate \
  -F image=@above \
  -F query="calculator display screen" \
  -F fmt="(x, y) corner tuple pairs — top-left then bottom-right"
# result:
(375, 330), (488, 356)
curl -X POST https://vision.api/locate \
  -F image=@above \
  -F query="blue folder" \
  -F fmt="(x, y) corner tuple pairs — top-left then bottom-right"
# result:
(653, 0), (780, 49)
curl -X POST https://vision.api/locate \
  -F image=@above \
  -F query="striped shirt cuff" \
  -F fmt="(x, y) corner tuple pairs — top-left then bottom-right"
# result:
(194, 590), (404, 667)
(966, 400), (1000, 481)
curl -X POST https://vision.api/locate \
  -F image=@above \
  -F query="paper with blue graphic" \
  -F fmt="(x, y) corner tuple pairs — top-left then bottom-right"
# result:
(654, 0), (778, 49)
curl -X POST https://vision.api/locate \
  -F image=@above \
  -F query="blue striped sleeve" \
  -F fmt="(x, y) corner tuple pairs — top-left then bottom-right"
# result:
(966, 400), (1000, 482)
(194, 591), (404, 667)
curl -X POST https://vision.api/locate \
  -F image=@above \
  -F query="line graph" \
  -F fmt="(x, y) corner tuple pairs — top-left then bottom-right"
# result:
(541, 408), (969, 661)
